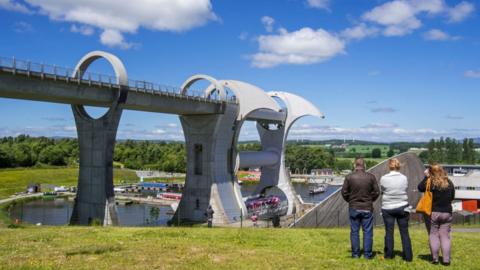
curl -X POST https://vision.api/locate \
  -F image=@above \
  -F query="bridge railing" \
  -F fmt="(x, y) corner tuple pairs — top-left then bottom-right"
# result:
(0, 56), (238, 104)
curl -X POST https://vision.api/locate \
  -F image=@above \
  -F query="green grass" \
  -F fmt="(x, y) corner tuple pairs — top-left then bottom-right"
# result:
(347, 144), (390, 154)
(0, 226), (478, 269)
(0, 167), (138, 200)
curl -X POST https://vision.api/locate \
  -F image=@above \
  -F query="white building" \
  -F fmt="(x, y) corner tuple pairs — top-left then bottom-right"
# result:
(450, 171), (480, 212)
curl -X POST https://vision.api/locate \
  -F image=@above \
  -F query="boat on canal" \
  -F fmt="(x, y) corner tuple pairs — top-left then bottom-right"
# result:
(308, 184), (328, 195)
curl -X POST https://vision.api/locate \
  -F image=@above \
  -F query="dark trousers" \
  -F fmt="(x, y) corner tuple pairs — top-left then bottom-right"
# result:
(349, 208), (374, 258)
(381, 206), (413, 261)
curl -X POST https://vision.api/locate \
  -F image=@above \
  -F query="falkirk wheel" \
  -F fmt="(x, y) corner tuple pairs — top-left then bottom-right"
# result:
(0, 50), (323, 226)
(173, 75), (324, 225)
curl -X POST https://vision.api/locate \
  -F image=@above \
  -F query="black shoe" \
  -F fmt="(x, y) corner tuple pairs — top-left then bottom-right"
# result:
(442, 262), (451, 266)
(431, 261), (439, 265)
(352, 255), (360, 259)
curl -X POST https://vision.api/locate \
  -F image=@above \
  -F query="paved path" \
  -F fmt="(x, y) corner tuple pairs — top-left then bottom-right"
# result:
(0, 193), (43, 205)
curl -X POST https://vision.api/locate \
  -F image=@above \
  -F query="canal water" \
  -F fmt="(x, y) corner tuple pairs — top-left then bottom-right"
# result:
(9, 197), (173, 226)
(9, 183), (340, 226)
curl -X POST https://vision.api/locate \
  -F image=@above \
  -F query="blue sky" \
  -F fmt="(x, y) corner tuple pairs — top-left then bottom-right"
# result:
(0, 0), (479, 142)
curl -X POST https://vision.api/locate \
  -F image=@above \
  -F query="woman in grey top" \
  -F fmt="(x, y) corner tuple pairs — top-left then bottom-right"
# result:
(380, 158), (412, 262)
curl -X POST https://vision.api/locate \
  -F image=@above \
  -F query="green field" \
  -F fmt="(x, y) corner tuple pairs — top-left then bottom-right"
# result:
(0, 167), (138, 200)
(346, 144), (391, 156)
(0, 226), (478, 269)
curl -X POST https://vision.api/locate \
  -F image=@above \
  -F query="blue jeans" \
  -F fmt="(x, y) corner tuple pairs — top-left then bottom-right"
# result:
(381, 206), (412, 261)
(349, 208), (374, 258)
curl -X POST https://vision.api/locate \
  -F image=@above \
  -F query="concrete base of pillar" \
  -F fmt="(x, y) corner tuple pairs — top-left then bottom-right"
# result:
(172, 104), (244, 225)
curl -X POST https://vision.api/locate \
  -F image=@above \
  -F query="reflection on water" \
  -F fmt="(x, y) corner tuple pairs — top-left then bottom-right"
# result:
(241, 183), (340, 204)
(9, 183), (340, 226)
(9, 198), (173, 226)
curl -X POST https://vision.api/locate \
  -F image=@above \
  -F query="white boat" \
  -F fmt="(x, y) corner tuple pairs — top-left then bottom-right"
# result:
(453, 168), (468, 177)
(114, 187), (126, 193)
(54, 186), (68, 192)
(309, 184), (328, 195)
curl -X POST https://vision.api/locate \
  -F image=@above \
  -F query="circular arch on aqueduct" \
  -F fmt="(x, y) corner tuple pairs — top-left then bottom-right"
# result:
(71, 50), (129, 120)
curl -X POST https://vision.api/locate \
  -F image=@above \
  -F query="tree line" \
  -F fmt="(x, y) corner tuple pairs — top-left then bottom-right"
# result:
(0, 135), (372, 173)
(5, 135), (477, 173)
(0, 135), (78, 167)
(420, 137), (476, 164)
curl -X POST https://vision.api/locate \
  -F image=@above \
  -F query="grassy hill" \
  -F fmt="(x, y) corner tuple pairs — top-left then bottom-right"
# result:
(0, 226), (478, 269)
(0, 167), (138, 199)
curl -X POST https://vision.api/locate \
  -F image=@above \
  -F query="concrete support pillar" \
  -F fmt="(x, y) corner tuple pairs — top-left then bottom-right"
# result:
(69, 105), (123, 225)
(254, 123), (302, 215)
(172, 104), (245, 225)
(69, 51), (128, 225)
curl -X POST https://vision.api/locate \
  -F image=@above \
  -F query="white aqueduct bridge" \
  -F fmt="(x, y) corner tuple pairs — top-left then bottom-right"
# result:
(0, 51), (324, 225)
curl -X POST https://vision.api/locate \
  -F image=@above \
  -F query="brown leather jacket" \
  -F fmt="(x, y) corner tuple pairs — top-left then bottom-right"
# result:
(341, 169), (380, 211)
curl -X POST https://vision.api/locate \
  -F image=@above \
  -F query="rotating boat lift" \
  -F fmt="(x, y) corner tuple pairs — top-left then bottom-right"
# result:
(173, 75), (324, 225)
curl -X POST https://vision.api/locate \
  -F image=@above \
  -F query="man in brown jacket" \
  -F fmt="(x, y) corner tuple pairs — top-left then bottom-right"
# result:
(342, 158), (380, 259)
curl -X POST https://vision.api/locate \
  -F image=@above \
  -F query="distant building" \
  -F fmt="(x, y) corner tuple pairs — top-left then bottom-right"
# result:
(311, 169), (334, 176)
(26, 183), (40, 193)
(451, 171), (480, 213)
(436, 164), (480, 176)
(332, 144), (348, 150)
(409, 147), (427, 153)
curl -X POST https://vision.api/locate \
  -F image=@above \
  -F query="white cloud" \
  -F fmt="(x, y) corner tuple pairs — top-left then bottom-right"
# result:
(252, 27), (345, 68)
(100, 29), (132, 49)
(306, 0), (330, 10)
(70, 24), (94, 36)
(423, 29), (460, 41)
(371, 107), (397, 113)
(1, 0), (216, 48)
(464, 70), (480, 78)
(362, 123), (398, 129)
(261, 16), (275, 32)
(448, 1), (475, 23)
(238, 31), (248, 41)
(152, 129), (166, 134)
(340, 23), (379, 41)
(0, 0), (31, 13)
(362, 0), (422, 36)
(362, 0), (474, 37)
(410, 0), (446, 14)
(13, 21), (33, 32)
(286, 124), (478, 142)
(62, 126), (76, 132)
(0, 122), (476, 142)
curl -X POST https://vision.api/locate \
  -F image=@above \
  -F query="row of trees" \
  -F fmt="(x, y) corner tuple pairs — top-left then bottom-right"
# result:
(420, 137), (476, 164)
(114, 140), (186, 172)
(0, 135), (374, 173)
(285, 145), (335, 173)
(0, 136), (187, 172)
(0, 135), (78, 168)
